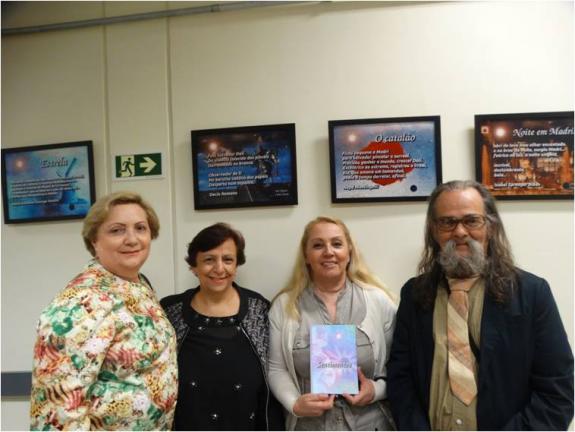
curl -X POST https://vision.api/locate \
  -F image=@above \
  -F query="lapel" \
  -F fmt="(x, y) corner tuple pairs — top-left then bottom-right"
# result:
(479, 280), (521, 382)
(417, 299), (435, 408)
(479, 295), (504, 381)
(420, 304), (434, 364)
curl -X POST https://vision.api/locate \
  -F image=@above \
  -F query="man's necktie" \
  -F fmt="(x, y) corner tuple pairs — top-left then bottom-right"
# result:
(447, 277), (479, 405)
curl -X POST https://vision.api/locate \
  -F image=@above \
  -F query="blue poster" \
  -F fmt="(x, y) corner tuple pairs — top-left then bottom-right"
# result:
(2, 141), (95, 223)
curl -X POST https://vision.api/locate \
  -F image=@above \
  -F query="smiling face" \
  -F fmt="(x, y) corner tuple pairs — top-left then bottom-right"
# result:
(92, 203), (152, 282)
(304, 222), (351, 284)
(191, 238), (238, 294)
(433, 188), (489, 257)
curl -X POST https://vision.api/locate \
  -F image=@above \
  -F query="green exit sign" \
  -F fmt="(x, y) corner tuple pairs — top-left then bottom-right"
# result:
(115, 153), (162, 179)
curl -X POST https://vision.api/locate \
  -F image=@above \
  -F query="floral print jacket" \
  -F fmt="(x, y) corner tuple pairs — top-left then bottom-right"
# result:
(30, 260), (178, 430)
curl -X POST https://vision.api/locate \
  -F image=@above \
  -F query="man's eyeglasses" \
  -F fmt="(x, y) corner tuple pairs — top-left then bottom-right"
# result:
(435, 214), (487, 232)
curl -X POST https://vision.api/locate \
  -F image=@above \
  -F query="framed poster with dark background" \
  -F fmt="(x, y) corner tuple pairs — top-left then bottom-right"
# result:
(2, 141), (96, 223)
(191, 123), (298, 210)
(475, 111), (574, 200)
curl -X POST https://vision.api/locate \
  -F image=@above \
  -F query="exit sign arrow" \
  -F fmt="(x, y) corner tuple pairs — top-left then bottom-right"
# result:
(140, 156), (157, 174)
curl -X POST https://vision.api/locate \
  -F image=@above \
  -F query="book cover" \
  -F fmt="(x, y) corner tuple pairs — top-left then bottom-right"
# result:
(310, 324), (359, 394)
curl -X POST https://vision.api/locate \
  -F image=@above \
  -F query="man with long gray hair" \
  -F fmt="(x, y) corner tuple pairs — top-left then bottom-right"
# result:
(387, 180), (573, 430)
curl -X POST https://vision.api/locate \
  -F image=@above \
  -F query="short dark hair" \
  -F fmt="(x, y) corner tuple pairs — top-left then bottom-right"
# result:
(185, 223), (246, 267)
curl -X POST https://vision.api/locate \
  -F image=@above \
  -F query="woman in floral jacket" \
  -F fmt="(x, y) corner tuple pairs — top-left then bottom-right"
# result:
(30, 191), (178, 431)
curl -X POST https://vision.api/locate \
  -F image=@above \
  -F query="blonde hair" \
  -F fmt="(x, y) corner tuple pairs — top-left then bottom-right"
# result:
(274, 216), (394, 319)
(82, 191), (160, 256)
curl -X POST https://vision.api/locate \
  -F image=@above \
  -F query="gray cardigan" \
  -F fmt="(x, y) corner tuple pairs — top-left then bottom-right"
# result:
(268, 281), (397, 430)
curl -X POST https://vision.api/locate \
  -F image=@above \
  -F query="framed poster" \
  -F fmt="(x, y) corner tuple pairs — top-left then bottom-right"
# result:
(475, 111), (574, 200)
(2, 141), (96, 223)
(191, 123), (298, 209)
(329, 116), (442, 203)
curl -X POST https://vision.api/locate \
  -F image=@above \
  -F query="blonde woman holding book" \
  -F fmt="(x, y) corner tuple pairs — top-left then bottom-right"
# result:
(268, 216), (397, 430)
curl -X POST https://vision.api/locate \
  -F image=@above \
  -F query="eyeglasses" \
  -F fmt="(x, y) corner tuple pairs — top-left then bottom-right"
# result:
(435, 214), (487, 232)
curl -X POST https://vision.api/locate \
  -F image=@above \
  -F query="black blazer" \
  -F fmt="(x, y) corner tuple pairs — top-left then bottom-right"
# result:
(387, 269), (574, 430)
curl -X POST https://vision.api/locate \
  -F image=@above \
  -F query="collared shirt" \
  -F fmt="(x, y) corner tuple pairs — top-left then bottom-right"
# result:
(429, 278), (485, 431)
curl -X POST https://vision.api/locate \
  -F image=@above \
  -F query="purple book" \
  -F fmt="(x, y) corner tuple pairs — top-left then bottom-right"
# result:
(310, 324), (359, 394)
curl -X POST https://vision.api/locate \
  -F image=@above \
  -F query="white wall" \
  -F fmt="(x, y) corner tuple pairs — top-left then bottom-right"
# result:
(2, 1), (573, 430)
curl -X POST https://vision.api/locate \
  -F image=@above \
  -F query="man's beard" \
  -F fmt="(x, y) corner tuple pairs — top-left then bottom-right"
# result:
(438, 239), (486, 278)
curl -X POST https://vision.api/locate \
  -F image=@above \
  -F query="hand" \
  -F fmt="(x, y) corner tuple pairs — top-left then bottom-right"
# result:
(293, 393), (335, 417)
(343, 367), (375, 406)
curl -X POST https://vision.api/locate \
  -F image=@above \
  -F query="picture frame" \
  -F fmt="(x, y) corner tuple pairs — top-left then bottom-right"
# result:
(475, 111), (574, 200)
(2, 141), (96, 223)
(329, 116), (442, 203)
(191, 123), (298, 210)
